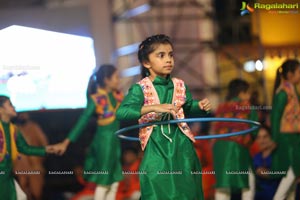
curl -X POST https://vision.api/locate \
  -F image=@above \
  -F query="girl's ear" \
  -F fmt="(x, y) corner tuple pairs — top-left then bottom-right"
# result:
(103, 77), (110, 86)
(143, 61), (151, 69)
(286, 71), (293, 80)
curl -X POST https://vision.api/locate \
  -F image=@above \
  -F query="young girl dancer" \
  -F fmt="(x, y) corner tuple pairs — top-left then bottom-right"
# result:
(212, 78), (258, 200)
(271, 59), (300, 200)
(0, 95), (55, 200)
(52, 64), (123, 200)
(116, 34), (211, 200)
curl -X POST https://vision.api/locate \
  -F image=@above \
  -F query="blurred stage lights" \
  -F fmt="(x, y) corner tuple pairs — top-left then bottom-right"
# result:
(243, 60), (264, 72)
(120, 4), (151, 19)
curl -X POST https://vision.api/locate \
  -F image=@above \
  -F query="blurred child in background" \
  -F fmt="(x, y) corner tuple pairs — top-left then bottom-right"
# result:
(116, 147), (141, 200)
(271, 59), (300, 200)
(212, 78), (258, 200)
(51, 64), (124, 200)
(253, 125), (280, 200)
(0, 95), (56, 200)
(14, 112), (49, 200)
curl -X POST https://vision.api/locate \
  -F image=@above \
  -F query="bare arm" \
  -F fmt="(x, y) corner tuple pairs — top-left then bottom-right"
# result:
(141, 104), (179, 115)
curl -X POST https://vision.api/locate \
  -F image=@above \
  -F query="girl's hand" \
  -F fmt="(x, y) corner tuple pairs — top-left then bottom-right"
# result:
(199, 98), (211, 112)
(256, 167), (269, 178)
(269, 141), (277, 151)
(45, 145), (57, 154)
(46, 139), (70, 156)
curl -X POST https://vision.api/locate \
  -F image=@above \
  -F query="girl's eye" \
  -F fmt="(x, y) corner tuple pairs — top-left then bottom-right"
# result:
(158, 53), (164, 58)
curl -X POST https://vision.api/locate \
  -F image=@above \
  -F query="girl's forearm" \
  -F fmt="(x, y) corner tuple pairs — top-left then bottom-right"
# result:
(141, 105), (156, 115)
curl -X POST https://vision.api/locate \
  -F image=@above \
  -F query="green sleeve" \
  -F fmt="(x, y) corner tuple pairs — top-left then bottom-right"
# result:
(67, 98), (96, 142)
(116, 84), (144, 120)
(249, 107), (259, 138)
(183, 84), (207, 116)
(16, 131), (46, 156)
(271, 91), (287, 142)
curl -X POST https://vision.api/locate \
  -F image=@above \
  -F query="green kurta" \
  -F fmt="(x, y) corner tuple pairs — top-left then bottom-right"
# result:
(67, 93), (123, 185)
(270, 90), (300, 178)
(116, 76), (206, 200)
(213, 99), (258, 190)
(0, 121), (45, 200)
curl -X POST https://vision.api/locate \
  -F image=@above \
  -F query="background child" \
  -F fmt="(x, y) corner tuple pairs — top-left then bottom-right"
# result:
(0, 95), (55, 200)
(116, 147), (141, 200)
(190, 122), (215, 200)
(271, 59), (300, 200)
(116, 34), (211, 200)
(212, 78), (258, 200)
(52, 64), (123, 200)
(13, 112), (49, 200)
(253, 125), (280, 200)
(69, 165), (97, 200)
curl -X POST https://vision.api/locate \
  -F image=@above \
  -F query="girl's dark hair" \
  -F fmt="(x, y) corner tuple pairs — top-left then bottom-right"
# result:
(226, 78), (250, 100)
(87, 64), (117, 96)
(0, 95), (10, 107)
(273, 59), (300, 97)
(138, 34), (173, 78)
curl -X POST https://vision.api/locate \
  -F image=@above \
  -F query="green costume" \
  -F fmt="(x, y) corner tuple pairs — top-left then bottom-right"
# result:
(116, 76), (206, 200)
(212, 98), (258, 190)
(67, 91), (123, 185)
(271, 90), (300, 178)
(0, 121), (45, 200)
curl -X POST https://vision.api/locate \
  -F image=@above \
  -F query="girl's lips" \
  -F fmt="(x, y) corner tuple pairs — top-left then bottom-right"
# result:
(164, 66), (173, 69)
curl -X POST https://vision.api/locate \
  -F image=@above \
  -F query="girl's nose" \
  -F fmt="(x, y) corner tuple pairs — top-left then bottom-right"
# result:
(166, 57), (172, 63)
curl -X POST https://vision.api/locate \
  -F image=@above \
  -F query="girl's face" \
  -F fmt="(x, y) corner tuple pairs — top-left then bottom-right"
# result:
(143, 43), (174, 78)
(256, 128), (272, 151)
(288, 66), (300, 85)
(123, 151), (137, 165)
(238, 90), (251, 101)
(0, 100), (17, 120)
(104, 70), (120, 91)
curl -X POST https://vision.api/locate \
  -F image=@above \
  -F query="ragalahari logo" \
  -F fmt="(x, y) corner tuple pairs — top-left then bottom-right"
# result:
(240, 1), (255, 16)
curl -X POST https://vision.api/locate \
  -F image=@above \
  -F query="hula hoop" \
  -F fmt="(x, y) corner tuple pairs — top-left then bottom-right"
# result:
(116, 117), (260, 141)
